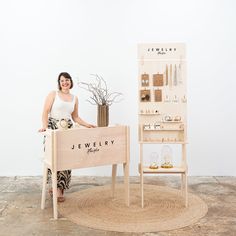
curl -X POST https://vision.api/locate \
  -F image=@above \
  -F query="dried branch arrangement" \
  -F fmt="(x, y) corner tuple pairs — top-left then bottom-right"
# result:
(78, 74), (123, 106)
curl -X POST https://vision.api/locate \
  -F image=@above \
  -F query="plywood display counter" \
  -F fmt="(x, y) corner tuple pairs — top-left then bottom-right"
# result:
(41, 125), (130, 219)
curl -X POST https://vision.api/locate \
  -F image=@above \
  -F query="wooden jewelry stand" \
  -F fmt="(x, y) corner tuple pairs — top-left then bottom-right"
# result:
(41, 125), (130, 219)
(138, 43), (188, 208)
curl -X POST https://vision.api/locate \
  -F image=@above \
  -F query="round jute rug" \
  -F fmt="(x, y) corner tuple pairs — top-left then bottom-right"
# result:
(58, 184), (208, 232)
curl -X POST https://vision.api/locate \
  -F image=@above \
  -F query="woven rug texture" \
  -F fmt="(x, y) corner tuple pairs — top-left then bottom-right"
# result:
(58, 184), (208, 232)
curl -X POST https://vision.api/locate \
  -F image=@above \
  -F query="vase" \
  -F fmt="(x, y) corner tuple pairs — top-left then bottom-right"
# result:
(97, 105), (109, 127)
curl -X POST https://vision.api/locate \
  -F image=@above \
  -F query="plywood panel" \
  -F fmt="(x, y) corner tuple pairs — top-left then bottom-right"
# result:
(54, 126), (128, 171)
(138, 43), (187, 143)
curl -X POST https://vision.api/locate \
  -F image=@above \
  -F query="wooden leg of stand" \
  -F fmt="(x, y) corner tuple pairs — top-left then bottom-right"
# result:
(141, 168), (144, 208)
(123, 163), (130, 206)
(52, 171), (58, 219)
(184, 173), (188, 207)
(140, 143), (144, 208)
(181, 173), (184, 196)
(41, 165), (48, 210)
(112, 164), (117, 198)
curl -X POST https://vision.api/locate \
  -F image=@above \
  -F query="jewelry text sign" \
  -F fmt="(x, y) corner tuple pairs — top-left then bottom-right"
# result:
(49, 126), (128, 171)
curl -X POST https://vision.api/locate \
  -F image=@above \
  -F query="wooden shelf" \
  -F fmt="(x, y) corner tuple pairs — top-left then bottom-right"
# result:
(139, 113), (160, 115)
(143, 128), (184, 131)
(162, 121), (182, 123)
(141, 166), (186, 174)
(139, 141), (187, 144)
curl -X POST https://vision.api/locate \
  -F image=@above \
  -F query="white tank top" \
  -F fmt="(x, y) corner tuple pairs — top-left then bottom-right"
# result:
(50, 92), (76, 120)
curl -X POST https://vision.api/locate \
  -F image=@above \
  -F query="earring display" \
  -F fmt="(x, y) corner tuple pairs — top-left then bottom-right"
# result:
(172, 95), (179, 103)
(164, 95), (171, 103)
(164, 115), (172, 122)
(181, 95), (187, 103)
(174, 64), (178, 86)
(149, 152), (159, 169)
(140, 90), (151, 102)
(138, 43), (188, 208)
(174, 116), (181, 122)
(140, 109), (160, 115)
(165, 64), (168, 86)
(138, 43), (187, 143)
(153, 74), (164, 86)
(161, 145), (173, 168)
(141, 73), (149, 86)
(178, 56), (183, 84)
(169, 64), (172, 89)
(154, 89), (162, 102)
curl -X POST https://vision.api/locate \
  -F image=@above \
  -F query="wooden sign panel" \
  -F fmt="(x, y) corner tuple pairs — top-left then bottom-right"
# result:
(45, 126), (129, 171)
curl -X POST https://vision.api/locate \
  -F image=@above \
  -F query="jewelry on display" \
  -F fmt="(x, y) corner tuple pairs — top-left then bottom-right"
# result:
(174, 116), (181, 121)
(161, 162), (173, 168)
(161, 145), (173, 168)
(140, 90), (151, 102)
(165, 115), (172, 122)
(149, 162), (158, 169)
(153, 73), (164, 87)
(155, 89), (162, 102)
(164, 95), (171, 103)
(141, 73), (149, 87)
(169, 64), (172, 89)
(181, 95), (187, 103)
(141, 94), (146, 100)
(173, 95), (179, 103)
(165, 64), (168, 86)
(154, 123), (161, 130)
(149, 152), (159, 169)
(143, 124), (151, 130)
(59, 119), (69, 129)
(174, 64), (178, 86)
(178, 56), (183, 84)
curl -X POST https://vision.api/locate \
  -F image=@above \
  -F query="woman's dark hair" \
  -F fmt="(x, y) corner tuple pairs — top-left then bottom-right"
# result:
(57, 72), (73, 90)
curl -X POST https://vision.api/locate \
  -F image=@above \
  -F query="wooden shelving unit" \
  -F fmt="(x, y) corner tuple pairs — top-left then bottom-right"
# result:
(138, 43), (188, 208)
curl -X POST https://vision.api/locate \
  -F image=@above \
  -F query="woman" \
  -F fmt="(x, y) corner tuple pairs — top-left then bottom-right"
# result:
(39, 72), (95, 202)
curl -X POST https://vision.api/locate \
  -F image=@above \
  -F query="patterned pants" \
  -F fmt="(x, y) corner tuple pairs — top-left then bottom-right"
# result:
(46, 117), (73, 190)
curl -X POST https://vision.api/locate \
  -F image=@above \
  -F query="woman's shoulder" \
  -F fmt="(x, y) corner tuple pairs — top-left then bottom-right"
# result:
(46, 91), (57, 100)
(71, 93), (78, 99)
(72, 94), (78, 103)
(48, 90), (57, 96)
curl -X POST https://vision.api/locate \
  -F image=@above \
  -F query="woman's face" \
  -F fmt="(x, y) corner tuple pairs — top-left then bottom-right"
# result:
(59, 76), (71, 90)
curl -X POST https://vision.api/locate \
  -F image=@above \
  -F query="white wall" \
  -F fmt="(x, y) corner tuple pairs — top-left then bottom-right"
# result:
(0, 0), (235, 176)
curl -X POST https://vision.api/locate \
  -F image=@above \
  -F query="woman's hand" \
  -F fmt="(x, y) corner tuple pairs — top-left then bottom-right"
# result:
(86, 124), (96, 128)
(38, 128), (47, 132)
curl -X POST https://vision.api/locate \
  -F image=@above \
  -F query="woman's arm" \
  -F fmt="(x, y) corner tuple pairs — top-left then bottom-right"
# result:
(38, 91), (56, 132)
(72, 96), (96, 128)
